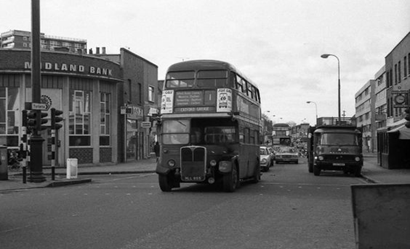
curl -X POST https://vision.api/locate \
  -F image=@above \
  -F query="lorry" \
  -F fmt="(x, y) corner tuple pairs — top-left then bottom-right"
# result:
(307, 125), (363, 176)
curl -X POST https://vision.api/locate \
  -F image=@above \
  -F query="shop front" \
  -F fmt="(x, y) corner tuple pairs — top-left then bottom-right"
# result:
(0, 49), (122, 167)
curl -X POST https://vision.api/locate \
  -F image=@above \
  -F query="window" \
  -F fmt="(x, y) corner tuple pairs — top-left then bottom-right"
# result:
(138, 83), (142, 104)
(235, 75), (244, 93)
(100, 92), (110, 146)
(408, 53), (410, 76)
(398, 61), (401, 83)
(69, 90), (91, 146)
(128, 79), (132, 103)
(404, 56), (407, 78)
(394, 64), (398, 84)
(243, 128), (250, 143)
(0, 88), (20, 147)
(165, 71), (195, 88)
(246, 82), (254, 99)
(196, 70), (227, 88)
(148, 86), (154, 102)
(162, 119), (190, 145)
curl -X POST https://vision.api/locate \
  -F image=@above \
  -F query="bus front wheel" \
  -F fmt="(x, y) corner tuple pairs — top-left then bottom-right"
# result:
(223, 166), (238, 192)
(159, 174), (172, 192)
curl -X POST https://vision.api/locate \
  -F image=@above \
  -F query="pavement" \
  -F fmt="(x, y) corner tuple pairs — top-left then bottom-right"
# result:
(0, 153), (409, 192)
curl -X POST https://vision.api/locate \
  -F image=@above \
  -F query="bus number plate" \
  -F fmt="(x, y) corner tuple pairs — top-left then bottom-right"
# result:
(333, 163), (345, 166)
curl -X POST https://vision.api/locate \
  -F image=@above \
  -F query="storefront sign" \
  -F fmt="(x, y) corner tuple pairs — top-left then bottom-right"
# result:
(24, 62), (113, 76)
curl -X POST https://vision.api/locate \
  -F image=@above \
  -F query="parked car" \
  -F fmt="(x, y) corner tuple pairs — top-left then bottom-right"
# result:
(275, 146), (299, 164)
(260, 146), (275, 172)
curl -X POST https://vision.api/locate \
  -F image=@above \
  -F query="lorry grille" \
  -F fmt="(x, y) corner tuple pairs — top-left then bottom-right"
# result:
(325, 155), (356, 161)
(180, 147), (206, 181)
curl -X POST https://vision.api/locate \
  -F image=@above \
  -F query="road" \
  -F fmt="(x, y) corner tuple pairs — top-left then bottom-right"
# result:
(0, 158), (369, 249)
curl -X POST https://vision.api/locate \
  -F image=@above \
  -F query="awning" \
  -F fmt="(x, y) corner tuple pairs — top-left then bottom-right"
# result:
(388, 124), (410, 140)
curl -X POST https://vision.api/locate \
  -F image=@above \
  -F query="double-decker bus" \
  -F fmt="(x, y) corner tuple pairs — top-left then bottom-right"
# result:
(156, 60), (262, 192)
(272, 123), (291, 146)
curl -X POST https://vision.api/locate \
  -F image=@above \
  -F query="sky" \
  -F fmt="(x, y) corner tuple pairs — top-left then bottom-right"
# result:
(1, 0), (409, 125)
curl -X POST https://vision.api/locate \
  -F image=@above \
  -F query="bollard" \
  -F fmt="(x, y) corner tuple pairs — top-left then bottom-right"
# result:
(23, 166), (27, 184)
(0, 146), (8, 180)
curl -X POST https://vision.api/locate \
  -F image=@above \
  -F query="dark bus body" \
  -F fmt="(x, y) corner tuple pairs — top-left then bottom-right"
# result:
(156, 60), (262, 192)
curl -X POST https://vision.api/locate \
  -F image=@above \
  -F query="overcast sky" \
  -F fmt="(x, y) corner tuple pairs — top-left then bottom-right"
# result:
(2, 0), (409, 125)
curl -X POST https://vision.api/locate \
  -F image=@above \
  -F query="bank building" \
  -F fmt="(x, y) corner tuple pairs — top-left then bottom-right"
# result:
(0, 30), (159, 168)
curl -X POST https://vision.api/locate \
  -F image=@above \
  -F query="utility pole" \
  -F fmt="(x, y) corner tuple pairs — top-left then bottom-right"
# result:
(29, 0), (45, 182)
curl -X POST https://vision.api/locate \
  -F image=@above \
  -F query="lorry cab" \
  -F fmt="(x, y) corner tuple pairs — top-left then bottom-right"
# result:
(307, 125), (363, 176)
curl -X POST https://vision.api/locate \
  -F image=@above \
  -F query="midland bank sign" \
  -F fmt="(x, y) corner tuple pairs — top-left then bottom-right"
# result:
(24, 62), (113, 76)
(0, 50), (121, 79)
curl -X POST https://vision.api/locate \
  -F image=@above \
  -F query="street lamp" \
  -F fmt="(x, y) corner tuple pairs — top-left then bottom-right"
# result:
(321, 53), (341, 124)
(306, 101), (318, 125)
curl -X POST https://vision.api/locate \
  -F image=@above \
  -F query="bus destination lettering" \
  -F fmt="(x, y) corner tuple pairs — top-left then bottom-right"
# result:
(175, 106), (215, 113)
(175, 91), (203, 106)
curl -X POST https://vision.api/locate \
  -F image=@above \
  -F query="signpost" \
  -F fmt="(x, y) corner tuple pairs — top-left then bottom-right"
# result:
(31, 102), (47, 110)
(141, 122), (151, 128)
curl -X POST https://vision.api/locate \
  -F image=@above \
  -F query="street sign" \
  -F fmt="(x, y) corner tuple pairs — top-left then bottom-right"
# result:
(32, 103), (47, 110)
(141, 122), (151, 128)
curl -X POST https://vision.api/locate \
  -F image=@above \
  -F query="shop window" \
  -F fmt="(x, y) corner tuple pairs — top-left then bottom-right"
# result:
(0, 87), (19, 147)
(100, 92), (110, 146)
(69, 90), (91, 146)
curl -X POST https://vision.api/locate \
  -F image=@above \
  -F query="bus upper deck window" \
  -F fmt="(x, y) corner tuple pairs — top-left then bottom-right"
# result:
(166, 71), (195, 88)
(197, 70), (228, 88)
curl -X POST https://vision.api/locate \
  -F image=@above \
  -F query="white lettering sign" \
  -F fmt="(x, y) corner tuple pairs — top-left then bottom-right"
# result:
(24, 62), (112, 76)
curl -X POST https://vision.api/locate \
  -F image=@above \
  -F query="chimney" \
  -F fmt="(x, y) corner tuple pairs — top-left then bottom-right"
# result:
(102, 47), (106, 54)
(96, 47), (100, 54)
(89, 48), (93, 54)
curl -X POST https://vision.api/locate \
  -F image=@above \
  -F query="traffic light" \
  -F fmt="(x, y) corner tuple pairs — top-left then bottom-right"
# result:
(405, 108), (410, 128)
(51, 108), (63, 130)
(27, 110), (48, 130)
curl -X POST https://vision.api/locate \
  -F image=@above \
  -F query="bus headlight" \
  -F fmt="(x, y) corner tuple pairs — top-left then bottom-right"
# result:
(210, 160), (217, 167)
(355, 157), (361, 162)
(167, 160), (176, 167)
(318, 156), (324, 161)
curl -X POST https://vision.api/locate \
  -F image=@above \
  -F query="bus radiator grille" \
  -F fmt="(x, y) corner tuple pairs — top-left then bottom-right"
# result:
(180, 147), (206, 181)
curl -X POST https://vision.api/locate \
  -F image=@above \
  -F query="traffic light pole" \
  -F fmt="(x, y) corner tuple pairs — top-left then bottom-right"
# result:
(29, 0), (45, 183)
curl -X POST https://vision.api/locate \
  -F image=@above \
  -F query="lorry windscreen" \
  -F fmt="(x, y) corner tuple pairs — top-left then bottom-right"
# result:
(320, 133), (358, 146)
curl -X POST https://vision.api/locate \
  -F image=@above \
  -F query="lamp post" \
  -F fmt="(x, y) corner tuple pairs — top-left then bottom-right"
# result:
(306, 101), (318, 125)
(321, 53), (341, 124)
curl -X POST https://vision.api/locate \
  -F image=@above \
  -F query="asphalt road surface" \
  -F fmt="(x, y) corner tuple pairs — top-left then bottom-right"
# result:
(0, 159), (369, 249)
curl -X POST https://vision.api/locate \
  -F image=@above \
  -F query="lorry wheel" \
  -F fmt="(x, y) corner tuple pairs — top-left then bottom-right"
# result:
(313, 165), (321, 176)
(158, 174), (173, 192)
(353, 166), (362, 177)
(223, 165), (238, 192)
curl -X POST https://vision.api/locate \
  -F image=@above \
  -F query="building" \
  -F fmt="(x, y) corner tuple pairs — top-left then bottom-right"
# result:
(1, 30), (87, 54)
(95, 48), (159, 162)
(354, 32), (410, 168)
(0, 49), (122, 166)
(374, 66), (387, 130)
(290, 123), (310, 143)
(355, 80), (377, 152)
(317, 116), (353, 126)
(385, 32), (410, 126)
